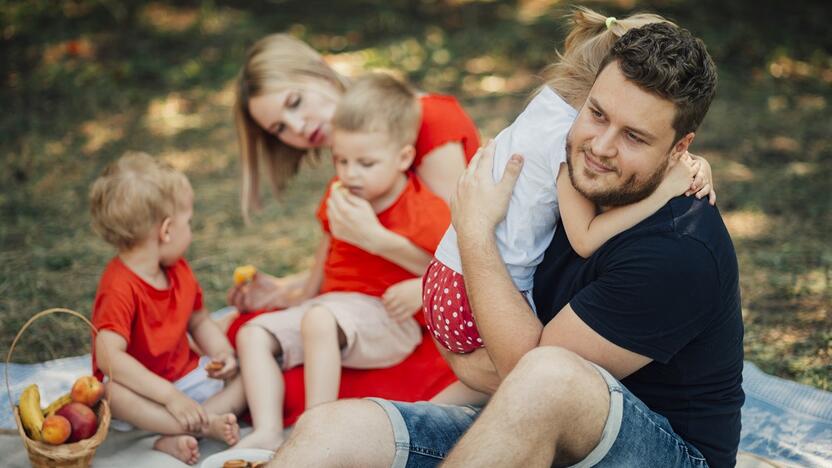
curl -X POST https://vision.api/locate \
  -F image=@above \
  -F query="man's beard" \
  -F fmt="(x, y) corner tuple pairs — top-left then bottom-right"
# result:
(565, 141), (668, 207)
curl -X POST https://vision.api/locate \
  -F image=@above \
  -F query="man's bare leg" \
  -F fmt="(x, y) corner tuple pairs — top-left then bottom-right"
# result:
(267, 399), (395, 468)
(443, 346), (610, 468)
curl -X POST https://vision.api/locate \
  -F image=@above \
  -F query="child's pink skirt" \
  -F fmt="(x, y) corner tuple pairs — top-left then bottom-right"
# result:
(422, 258), (483, 353)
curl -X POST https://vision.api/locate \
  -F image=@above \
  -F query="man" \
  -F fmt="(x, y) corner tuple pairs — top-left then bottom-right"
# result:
(268, 22), (744, 468)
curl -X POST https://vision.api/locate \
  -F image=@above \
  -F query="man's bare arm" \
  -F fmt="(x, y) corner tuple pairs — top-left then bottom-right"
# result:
(540, 304), (652, 380)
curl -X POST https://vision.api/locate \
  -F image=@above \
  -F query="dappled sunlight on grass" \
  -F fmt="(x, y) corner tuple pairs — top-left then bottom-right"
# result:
(723, 210), (772, 240)
(140, 3), (199, 33)
(145, 93), (206, 136)
(81, 114), (126, 154)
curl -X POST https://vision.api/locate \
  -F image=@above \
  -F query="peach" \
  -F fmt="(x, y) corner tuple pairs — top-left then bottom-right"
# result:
(71, 375), (104, 407)
(41, 415), (71, 445)
(56, 402), (98, 442)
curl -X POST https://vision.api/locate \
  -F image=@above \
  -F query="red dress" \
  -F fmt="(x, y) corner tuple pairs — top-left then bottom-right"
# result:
(228, 95), (480, 426)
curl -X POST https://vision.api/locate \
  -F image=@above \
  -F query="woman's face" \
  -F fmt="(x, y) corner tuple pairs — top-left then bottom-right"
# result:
(248, 81), (339, 150)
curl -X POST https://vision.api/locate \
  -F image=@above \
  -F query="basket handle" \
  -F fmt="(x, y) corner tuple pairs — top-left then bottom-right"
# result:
(5, 308), (113, 413)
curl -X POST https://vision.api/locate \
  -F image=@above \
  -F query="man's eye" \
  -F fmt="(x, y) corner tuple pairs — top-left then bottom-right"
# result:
(626, 131), (645, 144)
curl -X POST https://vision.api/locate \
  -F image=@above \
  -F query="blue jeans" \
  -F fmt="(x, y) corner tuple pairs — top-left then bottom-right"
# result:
(368, 364), (709, 467)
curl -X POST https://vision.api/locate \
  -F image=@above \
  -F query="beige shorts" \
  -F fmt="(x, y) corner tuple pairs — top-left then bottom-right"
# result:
(245, 292), (422, 370)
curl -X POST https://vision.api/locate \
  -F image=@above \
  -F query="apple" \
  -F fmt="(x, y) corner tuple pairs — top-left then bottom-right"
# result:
(56, 402), (98, 442)
(71, 375), (104, 407)
(41, 415), (71, 445)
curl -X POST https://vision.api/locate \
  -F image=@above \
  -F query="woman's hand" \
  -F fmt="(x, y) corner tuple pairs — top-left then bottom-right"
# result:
(226, 271), (295, 312)
(382, 278), (423, 322)
(450, 140), (524, 240)
(326, 187), (386, 253)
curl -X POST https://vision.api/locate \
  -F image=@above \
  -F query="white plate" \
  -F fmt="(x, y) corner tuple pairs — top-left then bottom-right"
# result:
(200, 448), (275, 468)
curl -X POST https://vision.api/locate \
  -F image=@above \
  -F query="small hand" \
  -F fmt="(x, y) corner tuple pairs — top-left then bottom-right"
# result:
(165, 391), (208, 433)
(226, 271), (292, 312)
(660, 152), (699, 199)
(207, 351), (238, 380)
(450, 140), (524, 239)
(382, 278), (423, 322)
(326, 187), (385, 251)
(686, 152), (716, 205)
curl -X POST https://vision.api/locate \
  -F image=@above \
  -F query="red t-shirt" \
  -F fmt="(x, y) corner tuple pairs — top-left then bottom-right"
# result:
(91, 257), (202, 382)
(413, 94), (480, 168)
(317, 174), (451, 297)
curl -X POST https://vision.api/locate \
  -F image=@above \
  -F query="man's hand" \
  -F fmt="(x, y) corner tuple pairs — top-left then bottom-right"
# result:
(382, 278), (423, 322)
(450, 140), (524, 240)
(165, 391), (208, 433)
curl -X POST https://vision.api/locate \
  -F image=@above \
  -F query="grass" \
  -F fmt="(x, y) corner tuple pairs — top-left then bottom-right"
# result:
(1, 0), (829, 390)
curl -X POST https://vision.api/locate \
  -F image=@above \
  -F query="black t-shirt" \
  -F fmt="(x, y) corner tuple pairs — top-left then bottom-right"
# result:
(533, 196), (744, 468)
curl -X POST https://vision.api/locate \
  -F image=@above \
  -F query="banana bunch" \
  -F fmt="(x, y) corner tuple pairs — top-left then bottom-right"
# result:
(43, 392), (72, 417)
(18, 384), (44, 441)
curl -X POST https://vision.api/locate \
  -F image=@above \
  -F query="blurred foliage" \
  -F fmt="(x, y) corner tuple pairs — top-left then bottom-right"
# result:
(0, 0), (829, 389)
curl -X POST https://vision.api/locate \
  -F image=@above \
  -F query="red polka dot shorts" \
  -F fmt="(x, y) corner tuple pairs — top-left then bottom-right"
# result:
(422, 258), (483, 354)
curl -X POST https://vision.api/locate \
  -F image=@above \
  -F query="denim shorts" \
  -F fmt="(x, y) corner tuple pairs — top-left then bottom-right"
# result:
(367, 364), (709, 467)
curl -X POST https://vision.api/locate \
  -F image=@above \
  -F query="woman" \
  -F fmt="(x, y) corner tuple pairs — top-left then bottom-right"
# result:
(225, 34), (479, 427)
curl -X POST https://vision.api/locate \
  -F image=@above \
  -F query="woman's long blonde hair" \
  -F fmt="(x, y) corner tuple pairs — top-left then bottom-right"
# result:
(544, 7), (675, 108)
(234, 33), (350, 222)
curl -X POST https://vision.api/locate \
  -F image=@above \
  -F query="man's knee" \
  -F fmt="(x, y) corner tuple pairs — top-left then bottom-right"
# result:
(292, 399), (379, 446)
(511, 347), (603, 397)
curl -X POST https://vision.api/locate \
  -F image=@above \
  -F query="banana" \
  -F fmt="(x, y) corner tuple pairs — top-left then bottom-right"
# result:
(18, 384), (44, 441)
(42, 392), (72, 417)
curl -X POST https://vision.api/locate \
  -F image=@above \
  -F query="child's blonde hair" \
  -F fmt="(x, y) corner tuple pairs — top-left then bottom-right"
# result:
(90, 152), (192, 251)
(333, 73), (421, 148)
(544, 7), (675, 108)
(234, 33), (350, 222)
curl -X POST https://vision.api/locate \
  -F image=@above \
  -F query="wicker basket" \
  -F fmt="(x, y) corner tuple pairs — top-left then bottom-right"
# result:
(5, 308), (112, 468)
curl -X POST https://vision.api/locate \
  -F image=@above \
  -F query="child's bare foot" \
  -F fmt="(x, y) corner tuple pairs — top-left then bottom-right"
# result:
(202, 413), (240, 445)
(154, 435), (200, 465)
(234, 428), (284, 450)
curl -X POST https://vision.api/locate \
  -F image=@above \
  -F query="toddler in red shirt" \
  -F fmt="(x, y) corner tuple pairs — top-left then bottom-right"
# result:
(90, 153), (246, 464)
(233, 74), (450, 450)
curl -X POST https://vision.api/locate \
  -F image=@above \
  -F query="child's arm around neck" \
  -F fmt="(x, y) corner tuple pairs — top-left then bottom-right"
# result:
(557, 161), (693, 258)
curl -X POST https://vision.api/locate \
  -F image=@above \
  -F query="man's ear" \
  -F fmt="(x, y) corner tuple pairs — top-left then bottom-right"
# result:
(159, 217), (172, 243)
(671, 132), (695, 161)
(399, 145), (416, 171)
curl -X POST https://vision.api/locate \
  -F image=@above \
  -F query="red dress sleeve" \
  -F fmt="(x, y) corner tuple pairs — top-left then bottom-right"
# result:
(413, 95), (480, 168)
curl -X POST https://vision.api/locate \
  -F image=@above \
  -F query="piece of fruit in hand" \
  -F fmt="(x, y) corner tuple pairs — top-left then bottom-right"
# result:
(233, 265), (257, 286)
(205, 360), (224, 372)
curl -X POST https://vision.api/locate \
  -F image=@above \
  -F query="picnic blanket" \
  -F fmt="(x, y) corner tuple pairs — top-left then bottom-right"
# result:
(3, 353), (830, 466)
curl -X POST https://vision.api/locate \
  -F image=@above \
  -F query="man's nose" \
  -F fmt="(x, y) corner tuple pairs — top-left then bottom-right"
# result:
(590, 128), (617, 158)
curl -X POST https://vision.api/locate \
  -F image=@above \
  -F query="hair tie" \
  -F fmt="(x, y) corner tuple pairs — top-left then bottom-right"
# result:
(605, 17), (617, 30)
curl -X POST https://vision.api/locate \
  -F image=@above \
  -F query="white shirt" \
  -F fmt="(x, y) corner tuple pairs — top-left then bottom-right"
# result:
(434, 86), (577, 291)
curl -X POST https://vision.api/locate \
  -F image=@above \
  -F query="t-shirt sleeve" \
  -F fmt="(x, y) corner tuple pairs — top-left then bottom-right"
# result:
(413, 96), (479, 168)
(92, 290), (136, 345)
(178, 258), (204, 312)
(569, 236), (720, 364)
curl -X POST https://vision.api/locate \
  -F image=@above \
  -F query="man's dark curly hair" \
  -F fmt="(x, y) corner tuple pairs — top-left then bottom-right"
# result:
(597, 22), (717, 143)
